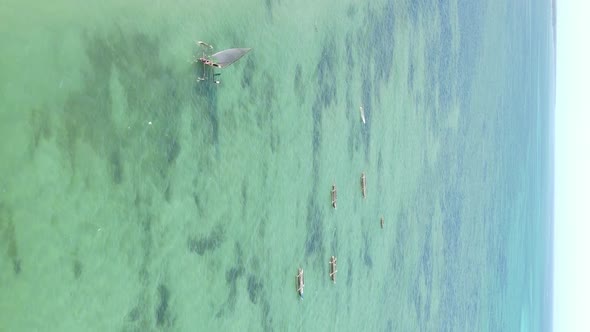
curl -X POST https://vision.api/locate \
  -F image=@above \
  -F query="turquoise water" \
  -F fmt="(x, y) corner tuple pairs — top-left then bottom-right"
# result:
(0, 0), (554, 331)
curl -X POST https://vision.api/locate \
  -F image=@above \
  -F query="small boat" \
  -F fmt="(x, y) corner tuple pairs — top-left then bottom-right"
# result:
(360, 172), (367, 199)
(380, 216), (384, 229)
(194, 41), (251, 83)
(359, 106), (366, 124)
(296, 268), (305, 299)
(331, 184), (337, 209)
(197, 41), (213, 49)
(329, 256), (337, 283)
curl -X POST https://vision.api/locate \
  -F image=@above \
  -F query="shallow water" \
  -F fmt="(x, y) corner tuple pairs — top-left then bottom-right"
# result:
(0, 0), (553, 331)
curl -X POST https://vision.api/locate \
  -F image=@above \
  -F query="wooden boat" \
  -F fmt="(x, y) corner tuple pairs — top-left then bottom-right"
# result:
(380, 216), (384, 229)
(360, 172), (367, 199)
(331, 184), (337, 209)
(329, 256), (337, 283)
(296, 268), (304, 298)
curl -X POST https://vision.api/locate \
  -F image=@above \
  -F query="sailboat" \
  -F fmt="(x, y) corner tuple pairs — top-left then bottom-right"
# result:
(194, 41), (251, 84)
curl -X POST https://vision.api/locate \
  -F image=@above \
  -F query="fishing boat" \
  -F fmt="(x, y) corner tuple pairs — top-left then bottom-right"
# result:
(380, 216), (384, 229)
(329, 256), (337, 283)
(194, 41), (251, 84)
(360, 172), (367, 199)
(331, 184), (337, 209)
(296, 268), (305, 299)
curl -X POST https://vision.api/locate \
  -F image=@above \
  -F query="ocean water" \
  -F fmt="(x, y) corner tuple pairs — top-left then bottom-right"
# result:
(0, 0), (554, 331)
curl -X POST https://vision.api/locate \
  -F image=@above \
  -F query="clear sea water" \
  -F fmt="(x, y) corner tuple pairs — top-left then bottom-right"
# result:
(0, 0), (554, 331)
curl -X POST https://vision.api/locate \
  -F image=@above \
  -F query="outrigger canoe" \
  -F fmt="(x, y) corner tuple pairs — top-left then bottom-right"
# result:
(296, 268), (304, 299)
(360, 172), (367, 199)
(331, 184), (337, 209)
(329, 256), (337, 284)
